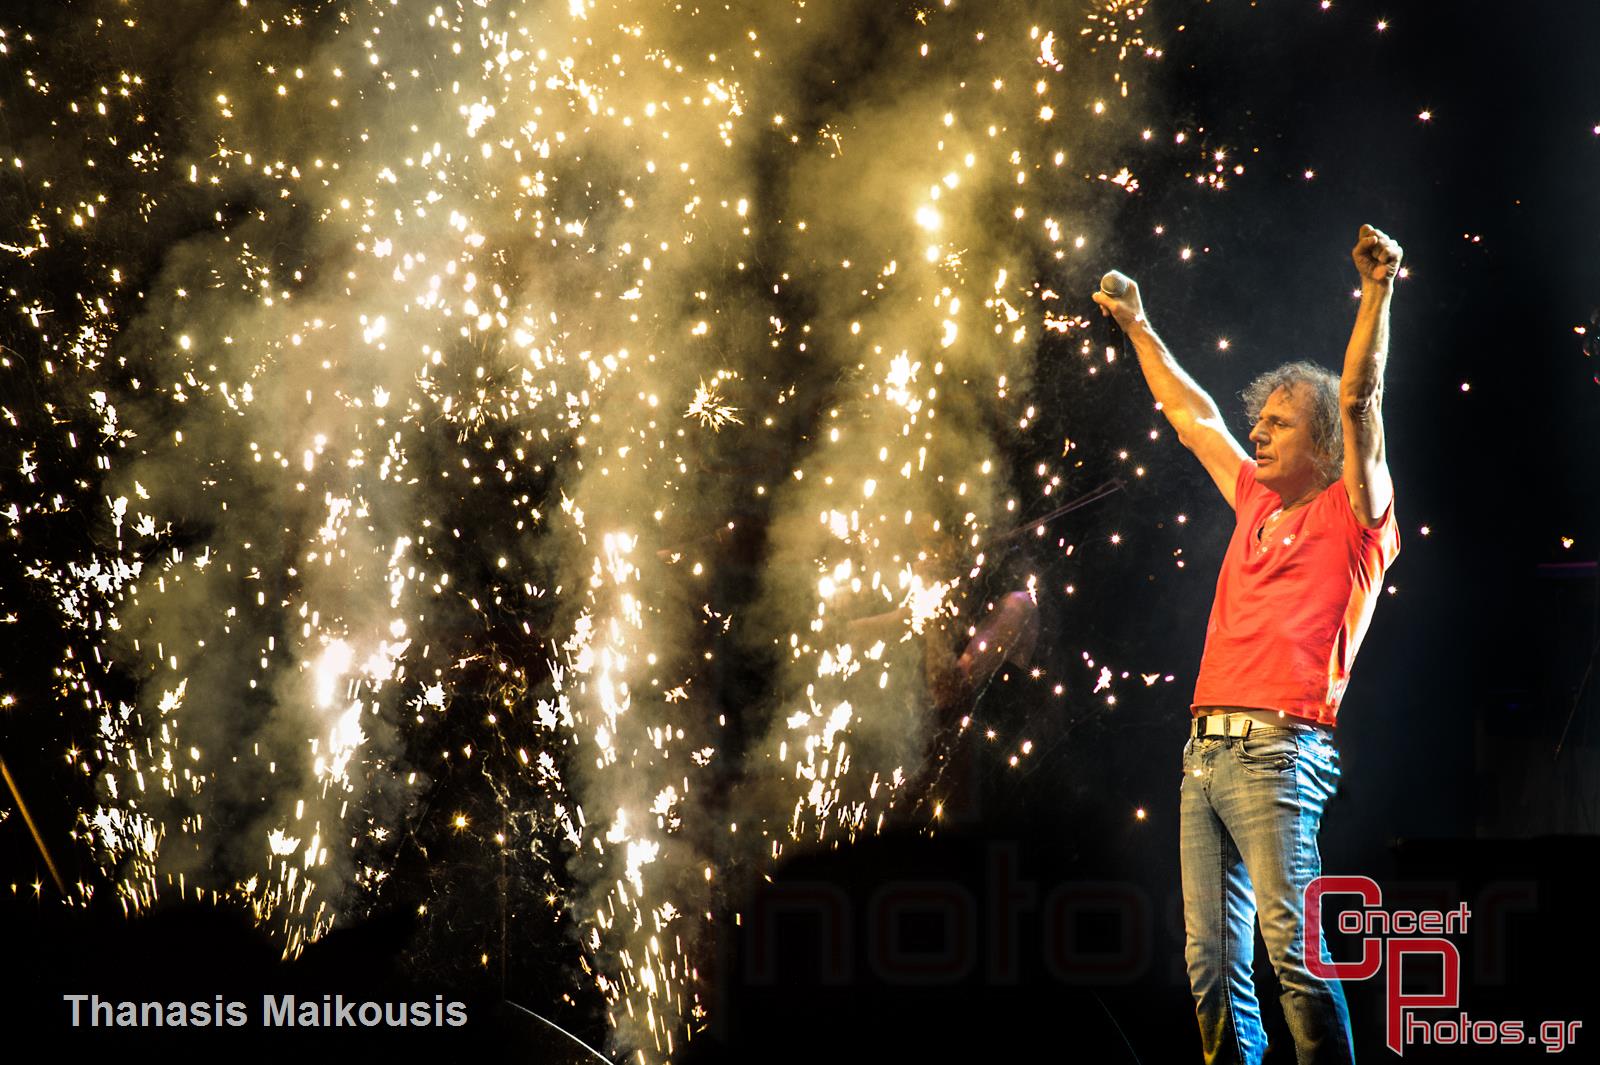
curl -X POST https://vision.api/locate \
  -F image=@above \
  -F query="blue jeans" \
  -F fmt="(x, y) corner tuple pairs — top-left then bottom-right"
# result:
(1180, 726), (1356, 1064)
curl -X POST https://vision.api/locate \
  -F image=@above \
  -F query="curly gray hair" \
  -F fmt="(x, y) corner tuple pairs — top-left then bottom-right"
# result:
(1240, 361), (1343, 485)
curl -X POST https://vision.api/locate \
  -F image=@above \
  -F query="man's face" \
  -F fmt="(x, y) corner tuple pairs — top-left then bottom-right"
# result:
(1249, 384), (1325, 498)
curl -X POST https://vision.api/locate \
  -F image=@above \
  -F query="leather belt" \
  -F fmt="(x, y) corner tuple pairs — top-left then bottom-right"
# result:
(1190, 711), (1318, 739)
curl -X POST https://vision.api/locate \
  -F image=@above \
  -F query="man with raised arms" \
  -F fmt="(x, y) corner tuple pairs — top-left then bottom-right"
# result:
(1093, 224), (1404, 1063)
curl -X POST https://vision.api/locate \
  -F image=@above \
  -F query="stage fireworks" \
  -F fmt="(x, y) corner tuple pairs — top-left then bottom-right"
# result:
(1, 1), (1173, 1058)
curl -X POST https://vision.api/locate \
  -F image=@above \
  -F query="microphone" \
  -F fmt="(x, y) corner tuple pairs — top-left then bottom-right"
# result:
(1100, 270), (1132, 298)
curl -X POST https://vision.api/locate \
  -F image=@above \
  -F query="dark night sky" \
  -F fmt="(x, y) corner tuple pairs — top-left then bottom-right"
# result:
(2, 1), (1598, 1061)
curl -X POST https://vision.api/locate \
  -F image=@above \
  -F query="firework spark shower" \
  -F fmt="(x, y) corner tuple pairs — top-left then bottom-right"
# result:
(1, 0), (1173, 1058)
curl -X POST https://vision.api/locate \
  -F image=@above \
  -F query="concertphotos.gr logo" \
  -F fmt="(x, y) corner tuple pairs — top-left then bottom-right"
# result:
(1305, 876), (1582, 1056)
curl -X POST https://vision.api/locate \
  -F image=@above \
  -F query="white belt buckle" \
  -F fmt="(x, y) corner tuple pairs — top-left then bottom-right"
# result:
(1194, 713), (1252, 738)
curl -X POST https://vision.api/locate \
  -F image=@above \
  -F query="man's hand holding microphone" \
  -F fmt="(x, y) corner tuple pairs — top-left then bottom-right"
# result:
(1092, 269), (1147, 334)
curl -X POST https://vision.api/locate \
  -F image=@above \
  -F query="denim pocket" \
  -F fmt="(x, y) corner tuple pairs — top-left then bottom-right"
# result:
(1234, 727), (1300, 777)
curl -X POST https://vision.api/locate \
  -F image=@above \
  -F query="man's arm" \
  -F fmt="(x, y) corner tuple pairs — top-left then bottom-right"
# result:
(1341, 224), (1401, 528)
(1093, 280), (1248, 508)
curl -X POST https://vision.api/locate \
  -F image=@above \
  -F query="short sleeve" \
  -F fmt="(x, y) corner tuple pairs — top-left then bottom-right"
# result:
(1332, 479), (1401, 567)
(1370, 494), (1400, 566)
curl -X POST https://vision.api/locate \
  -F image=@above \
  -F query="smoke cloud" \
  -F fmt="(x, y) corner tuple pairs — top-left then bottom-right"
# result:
(2, 0), (1158, 1057)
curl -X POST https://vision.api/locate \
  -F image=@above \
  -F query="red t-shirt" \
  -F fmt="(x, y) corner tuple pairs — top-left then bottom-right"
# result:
(1190, 460), (1400, 726)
